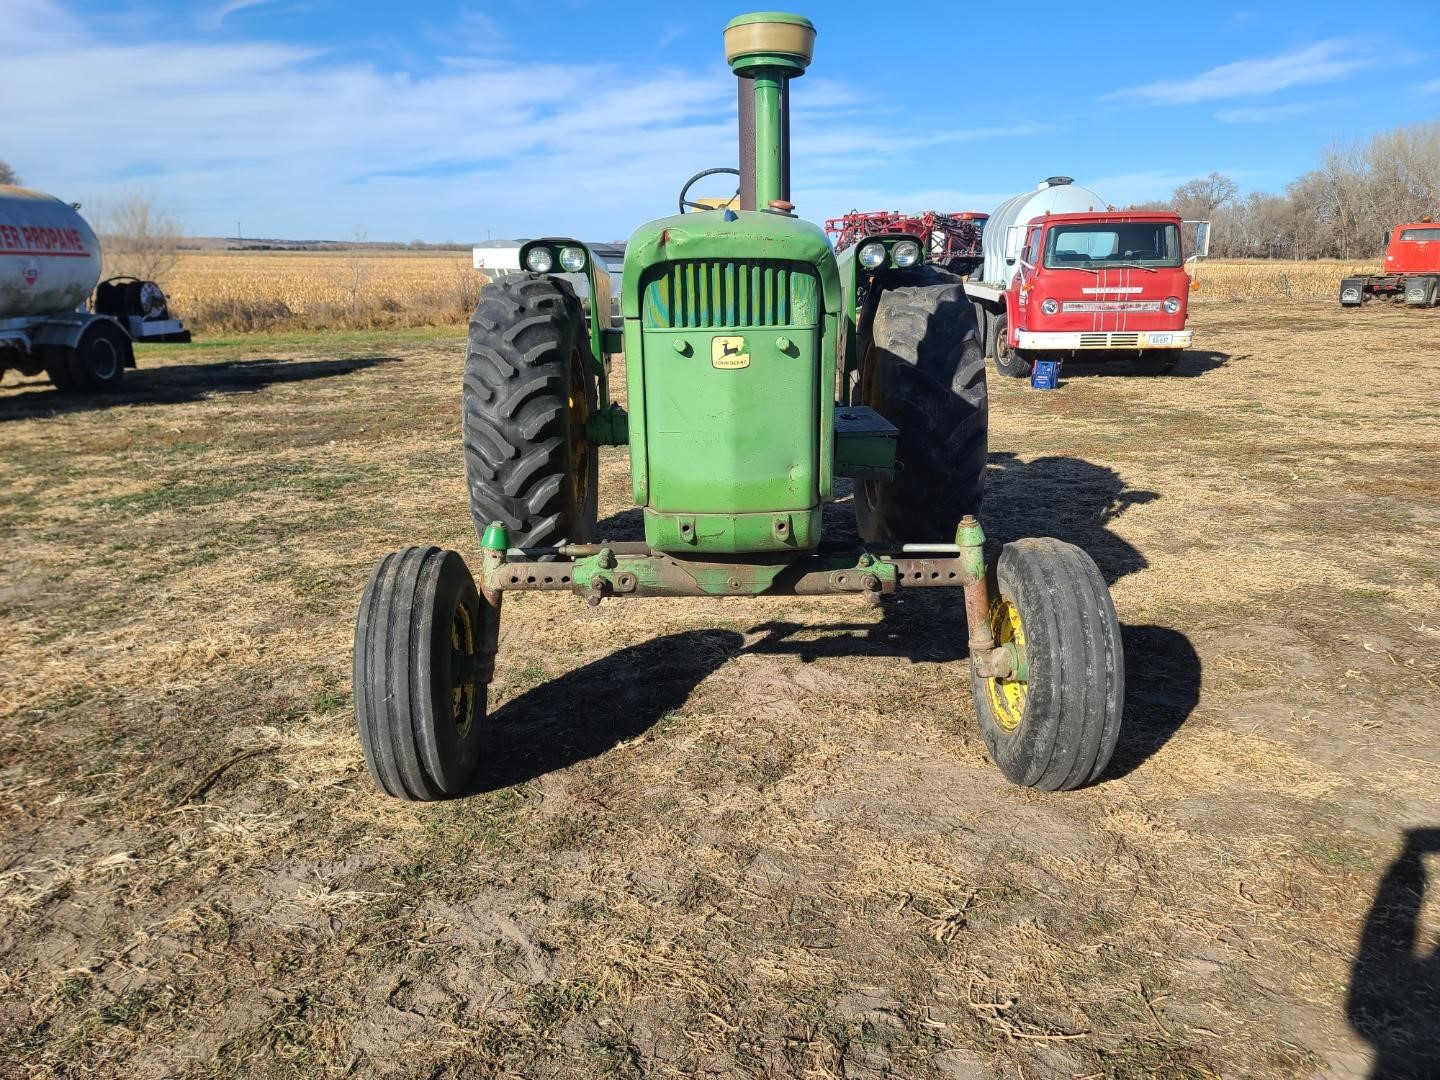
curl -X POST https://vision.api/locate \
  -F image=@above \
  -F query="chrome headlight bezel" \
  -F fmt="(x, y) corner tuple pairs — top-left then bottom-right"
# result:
(891, 240), (921, 268)
(1163, 295), (1181, 314)
(857, 241), (887, 270)
(1041, 298), (1059, 315)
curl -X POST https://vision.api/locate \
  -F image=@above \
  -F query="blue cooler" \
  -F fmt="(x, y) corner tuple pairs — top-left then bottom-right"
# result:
(1030, 359), (1061, 390)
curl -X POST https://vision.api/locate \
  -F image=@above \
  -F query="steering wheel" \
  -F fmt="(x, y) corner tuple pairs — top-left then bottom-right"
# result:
(678, 167), (741, 214)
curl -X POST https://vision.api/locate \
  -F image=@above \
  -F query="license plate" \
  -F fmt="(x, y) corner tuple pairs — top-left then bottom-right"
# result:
(1147, 333), (1172, 345)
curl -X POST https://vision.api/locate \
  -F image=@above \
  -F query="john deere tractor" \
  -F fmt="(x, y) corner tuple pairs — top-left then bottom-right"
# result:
(353, 12), (1124, 801)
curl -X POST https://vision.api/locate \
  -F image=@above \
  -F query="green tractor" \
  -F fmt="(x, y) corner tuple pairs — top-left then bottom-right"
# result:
(353, 12), (1124, 801)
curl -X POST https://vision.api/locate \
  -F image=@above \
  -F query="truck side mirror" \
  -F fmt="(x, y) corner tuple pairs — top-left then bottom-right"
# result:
(1191, 221), (1211, 259)
(1004, 225), (1021, 263)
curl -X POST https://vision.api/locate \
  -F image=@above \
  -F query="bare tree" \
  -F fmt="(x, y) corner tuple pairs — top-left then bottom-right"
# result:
(97, 193), (182, 284)
(0, 159), (19, 186)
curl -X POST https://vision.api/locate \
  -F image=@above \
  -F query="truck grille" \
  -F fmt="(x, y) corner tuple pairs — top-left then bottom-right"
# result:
(1079, 332), (1140, 348)
(641, 259), (819, 329)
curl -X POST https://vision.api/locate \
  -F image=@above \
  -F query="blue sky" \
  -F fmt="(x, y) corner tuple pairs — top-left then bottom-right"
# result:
(3, 0), (1437, 242)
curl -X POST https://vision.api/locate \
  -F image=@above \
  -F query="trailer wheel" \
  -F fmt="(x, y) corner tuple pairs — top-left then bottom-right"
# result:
(463, 275), (599, 548)
(854, 264), (988, 543)
(353, 546), (497, 801)
(61, 322), (131, 392)
(42, 346), (79, 392)
(970, 537), (1124, 791)
(989, 313), (1032, 378)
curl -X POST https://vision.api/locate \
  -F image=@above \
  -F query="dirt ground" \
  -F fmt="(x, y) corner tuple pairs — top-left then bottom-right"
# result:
(1, 300), (1437, 1079)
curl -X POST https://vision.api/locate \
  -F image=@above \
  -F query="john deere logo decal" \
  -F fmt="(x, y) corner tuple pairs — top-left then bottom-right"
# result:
(711, 336), (749, 369)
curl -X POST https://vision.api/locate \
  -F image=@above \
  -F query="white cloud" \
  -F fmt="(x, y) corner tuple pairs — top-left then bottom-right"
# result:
(2, 2), (1043, 241)
(1417, 77), (1440, 95)
(1107, 41), (1367, 105)
(204, 0), (280, 31)
(1214, 101), (1323, 123)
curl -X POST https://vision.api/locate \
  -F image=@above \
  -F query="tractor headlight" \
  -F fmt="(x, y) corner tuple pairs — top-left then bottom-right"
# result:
(559, 246), (586, 272)
(892, 240), (920, 267)
(525, 247), (554, 273)
(1041, 298), (1058, 315)
(1163, 296), (1181, 314)
(858, 241), (887, 270)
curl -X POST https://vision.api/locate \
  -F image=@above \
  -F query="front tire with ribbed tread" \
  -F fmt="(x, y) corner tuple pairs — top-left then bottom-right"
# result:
(353, 546), (497, 801)
(463, 275), (598, 548)
(970, 538), (1124, 791)
(855, 264), (989, 543)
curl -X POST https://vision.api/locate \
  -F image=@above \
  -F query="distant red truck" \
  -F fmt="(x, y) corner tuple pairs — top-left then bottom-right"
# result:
(1339, 220), (1440, 307)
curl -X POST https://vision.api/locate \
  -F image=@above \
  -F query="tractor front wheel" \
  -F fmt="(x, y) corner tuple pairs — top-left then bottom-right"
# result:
(970, 538), (1124, 791)
(353, 546), (498, 800)
(463, 275), (599, 548)
(989, 314), (1032, 379)
(854, 264), (988, 543)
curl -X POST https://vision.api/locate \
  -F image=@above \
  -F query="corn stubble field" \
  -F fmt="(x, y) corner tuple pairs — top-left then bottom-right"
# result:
(158, 251), (1379, 335)
(1, 283), (1438, 1078)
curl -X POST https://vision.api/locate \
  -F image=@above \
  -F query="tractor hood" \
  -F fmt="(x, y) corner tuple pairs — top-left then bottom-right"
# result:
(622, 209), (840, 321)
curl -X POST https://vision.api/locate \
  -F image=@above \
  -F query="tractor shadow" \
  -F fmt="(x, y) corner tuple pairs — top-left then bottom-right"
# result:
(584, 457), (1196, 783)
(1054, 349), (1234, 379)
(471, 629), (744, 792)
(1347, 827), (1440, 1078)
(0, 356), (399, 421)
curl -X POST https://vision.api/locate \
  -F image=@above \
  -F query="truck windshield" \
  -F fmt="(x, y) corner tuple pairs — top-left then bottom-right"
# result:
(1398, 227), (1440, 241)
(1043, 222), (1181, 269)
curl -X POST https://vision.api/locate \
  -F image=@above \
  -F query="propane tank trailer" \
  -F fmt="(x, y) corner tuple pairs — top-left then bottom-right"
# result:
(0, 185), (189, 392)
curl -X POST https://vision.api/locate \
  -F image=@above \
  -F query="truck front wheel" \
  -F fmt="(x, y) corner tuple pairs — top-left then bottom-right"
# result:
(989, 314), (1032, 378)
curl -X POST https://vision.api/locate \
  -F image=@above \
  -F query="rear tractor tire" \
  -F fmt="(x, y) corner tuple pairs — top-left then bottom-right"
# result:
(988, 313), (1033, 379)
(970, 537), (1124, 791)
(353, 546), (499, 801)
(463, 275), (599, 548)
(854, 264), (989, 543)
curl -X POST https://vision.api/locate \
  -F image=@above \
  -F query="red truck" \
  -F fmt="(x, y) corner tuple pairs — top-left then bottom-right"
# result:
(963, 179), (1208, 377)
(1339, 219), (1440, 307)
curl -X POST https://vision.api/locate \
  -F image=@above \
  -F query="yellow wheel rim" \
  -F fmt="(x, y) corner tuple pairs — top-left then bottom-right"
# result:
(985, 597), (1027, 731)
(451, 601), (476, 736)
(569, 346), (591, 510)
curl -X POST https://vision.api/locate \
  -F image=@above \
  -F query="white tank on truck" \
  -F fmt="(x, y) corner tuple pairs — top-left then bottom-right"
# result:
(0, 187), (105, 317)
(0, 184), (190, 392)
(978, 176), (1105, 288)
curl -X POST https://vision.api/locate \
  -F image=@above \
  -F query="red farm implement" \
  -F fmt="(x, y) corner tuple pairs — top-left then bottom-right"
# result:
(825, 209), (989, 275)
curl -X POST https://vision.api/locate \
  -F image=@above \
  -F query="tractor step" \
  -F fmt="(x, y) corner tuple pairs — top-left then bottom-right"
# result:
(834, 405), (897, 480)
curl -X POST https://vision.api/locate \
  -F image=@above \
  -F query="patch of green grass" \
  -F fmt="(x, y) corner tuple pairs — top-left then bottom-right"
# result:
(54, 973), (94, 1007)
(1298, 836), (1374, 872)
(526, 981), (600, 1032)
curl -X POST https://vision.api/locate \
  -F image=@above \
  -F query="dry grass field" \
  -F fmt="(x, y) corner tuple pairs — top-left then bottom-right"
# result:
(1, 299), (1437, 1078)
(156, 251), (1382, 335)
(162, 251), (480, 333)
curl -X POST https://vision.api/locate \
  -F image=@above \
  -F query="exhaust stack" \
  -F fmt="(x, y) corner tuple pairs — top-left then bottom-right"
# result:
(724, 13), (815, 211)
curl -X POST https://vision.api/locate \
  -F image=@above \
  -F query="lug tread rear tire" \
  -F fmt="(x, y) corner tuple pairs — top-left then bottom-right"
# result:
(463, 275), (598, 548)
(354, 546), (489, 801)
(972, 537), (1124, 791)
(856, 265), (989, 543)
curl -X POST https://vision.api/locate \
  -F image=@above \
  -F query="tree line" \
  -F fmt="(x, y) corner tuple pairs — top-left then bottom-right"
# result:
(1132, 119), (1439, 260)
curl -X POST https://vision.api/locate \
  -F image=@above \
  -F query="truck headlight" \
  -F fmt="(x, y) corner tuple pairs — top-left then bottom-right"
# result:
(892, 240), (920, 267)
(1041, 298), (1058, 315)
(525, 247), (554, 273)
(559, 246), (586, 272)
(1163, 296), (1181, 313)
(858, 242), (887, 270)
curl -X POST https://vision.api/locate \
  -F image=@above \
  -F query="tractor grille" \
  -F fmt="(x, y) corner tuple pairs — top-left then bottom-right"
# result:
(641, 259), (819, 329)
(1079, 332), (1140, 348)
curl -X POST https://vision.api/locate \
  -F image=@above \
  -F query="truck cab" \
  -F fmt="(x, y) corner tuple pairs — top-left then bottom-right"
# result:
(1339, 219), (1440, 308)
(1007, 211), (1193, 364)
